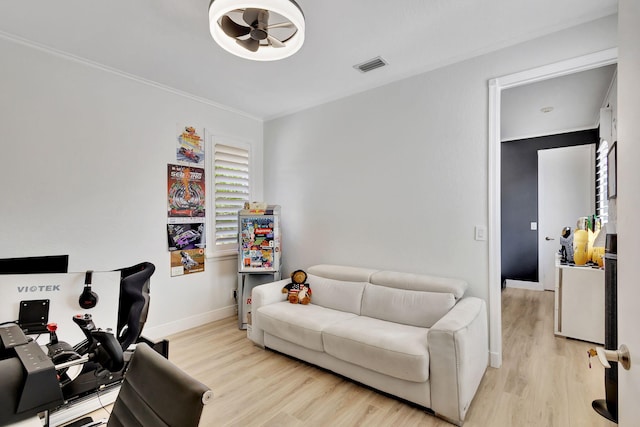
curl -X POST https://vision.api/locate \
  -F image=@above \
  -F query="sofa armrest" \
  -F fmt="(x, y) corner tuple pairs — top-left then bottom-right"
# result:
(428, 297), (488, 425)
(249, 279), (290, 347)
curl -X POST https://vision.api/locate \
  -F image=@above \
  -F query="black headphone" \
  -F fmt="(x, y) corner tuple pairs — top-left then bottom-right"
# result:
(79, 270), (99, 309)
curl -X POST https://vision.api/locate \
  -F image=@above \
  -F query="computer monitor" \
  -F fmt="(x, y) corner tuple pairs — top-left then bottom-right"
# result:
(0, 255), (69, 275)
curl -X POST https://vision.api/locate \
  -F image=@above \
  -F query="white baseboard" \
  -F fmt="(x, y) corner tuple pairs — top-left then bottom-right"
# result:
(143, 305), (236, 341)
(505, 279), (544, 291)
(490, 351), (502, 368)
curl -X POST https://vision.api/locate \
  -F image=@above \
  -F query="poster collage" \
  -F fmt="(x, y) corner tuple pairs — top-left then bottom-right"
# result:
(168, 125), (206, 277)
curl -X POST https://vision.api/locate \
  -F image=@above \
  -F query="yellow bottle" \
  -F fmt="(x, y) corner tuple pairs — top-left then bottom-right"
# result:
(591, 219), (605, 267)
(592, 246), (605, 267)
(573, 229), (589, 265)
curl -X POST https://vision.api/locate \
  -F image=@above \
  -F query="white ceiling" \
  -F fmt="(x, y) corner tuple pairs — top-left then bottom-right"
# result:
(501, 64), (617, 141)
(0, 0), (618, 124)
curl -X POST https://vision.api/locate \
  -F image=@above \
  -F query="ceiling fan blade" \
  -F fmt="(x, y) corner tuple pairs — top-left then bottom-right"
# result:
(267, 35), (285, 48)
(266, 21), (295, 30)
(257, 9), (270, 29)
(236, 37), (260, 52)
(243, 8), (261, 26)
(220, 15), (250, 38)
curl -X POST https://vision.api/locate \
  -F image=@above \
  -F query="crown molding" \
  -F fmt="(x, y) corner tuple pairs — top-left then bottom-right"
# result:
(0, 29), (262, 122)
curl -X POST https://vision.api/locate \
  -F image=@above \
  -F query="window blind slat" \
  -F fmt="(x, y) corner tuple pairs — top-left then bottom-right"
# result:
(215, 144), (248, 157)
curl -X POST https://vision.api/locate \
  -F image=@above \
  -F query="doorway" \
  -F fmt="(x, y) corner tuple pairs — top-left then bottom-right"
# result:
(500, 130), (600, 291)
(487, 48), (618, 368)
(538, 145), (595, 290)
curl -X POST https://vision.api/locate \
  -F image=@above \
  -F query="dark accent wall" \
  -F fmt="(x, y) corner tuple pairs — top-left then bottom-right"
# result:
(501, 129), (599, 284)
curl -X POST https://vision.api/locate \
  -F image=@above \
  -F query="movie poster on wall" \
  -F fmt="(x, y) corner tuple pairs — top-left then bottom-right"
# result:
(176, 124), (204, 166)
(167, 223), (205, 251)
(167, 164), (205, 221)
(170, 248), (205, 276)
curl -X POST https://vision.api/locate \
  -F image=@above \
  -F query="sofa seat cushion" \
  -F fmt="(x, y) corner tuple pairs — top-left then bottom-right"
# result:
(257, 302), (358, 352)
(322, 316), (430, 382)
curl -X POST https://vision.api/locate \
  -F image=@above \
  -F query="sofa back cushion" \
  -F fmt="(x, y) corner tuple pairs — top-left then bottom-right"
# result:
(370, 270), (467, 300)
(307, 274), (367, 315)
(361, 283), (456, 328)
(307, 264), (378, 282)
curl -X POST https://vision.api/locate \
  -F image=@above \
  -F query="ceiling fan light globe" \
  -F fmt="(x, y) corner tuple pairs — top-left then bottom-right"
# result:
(209, 0), (305, 61)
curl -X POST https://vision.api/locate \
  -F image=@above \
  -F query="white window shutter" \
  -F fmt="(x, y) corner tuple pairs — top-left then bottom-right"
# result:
(596, 140), (608, 223)
(214, 144), (250, 248)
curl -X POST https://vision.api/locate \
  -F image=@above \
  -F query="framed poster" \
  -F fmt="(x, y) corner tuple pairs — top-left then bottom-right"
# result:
(608, 141), (617, 199)
(176, 124), (204, 166)
(167, 164), (205, 219)
(170, 248), (205, 276)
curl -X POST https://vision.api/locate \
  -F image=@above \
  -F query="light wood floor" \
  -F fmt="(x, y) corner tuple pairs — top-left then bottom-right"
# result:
(79, 288), (617, 426)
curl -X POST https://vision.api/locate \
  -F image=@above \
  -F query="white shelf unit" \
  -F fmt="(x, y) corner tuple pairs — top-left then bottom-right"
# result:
(554, 264), (605, 344)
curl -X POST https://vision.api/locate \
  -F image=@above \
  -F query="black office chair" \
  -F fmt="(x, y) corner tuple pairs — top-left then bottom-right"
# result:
(68, 343), (212, 427)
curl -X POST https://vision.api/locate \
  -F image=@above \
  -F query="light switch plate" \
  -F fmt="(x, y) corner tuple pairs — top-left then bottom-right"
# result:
(531, 222), (537, 231)
(475, 226), (487, 241)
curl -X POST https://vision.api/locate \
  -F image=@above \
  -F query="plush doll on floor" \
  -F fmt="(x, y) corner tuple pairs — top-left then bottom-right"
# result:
(282, 269), (312, 304)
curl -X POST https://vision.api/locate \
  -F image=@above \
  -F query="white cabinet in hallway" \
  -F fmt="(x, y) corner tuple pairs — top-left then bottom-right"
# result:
(554, 263), (605, 344)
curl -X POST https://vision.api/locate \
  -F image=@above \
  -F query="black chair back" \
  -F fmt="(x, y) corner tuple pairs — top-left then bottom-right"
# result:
(116, 262), (155, 350)
(108, 343), (212, 427)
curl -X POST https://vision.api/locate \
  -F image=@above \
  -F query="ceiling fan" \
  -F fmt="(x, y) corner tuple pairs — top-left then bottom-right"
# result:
(209, 0), (305, 61)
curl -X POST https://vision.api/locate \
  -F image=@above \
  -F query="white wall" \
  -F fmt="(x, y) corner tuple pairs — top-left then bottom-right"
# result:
(0, 35), (263, 339)
(264, 14), (617, 303)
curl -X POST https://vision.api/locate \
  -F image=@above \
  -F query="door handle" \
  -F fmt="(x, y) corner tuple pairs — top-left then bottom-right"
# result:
(545, 236), (555, 241)
(595, 345), (631, 370)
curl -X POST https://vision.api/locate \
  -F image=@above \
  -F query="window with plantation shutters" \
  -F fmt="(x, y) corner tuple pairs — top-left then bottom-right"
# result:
(596, 139), (609, 224)
(214, 143), (250, 250)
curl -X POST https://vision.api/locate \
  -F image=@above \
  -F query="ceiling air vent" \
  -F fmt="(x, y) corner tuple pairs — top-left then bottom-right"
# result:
(354, 56), (388, 73)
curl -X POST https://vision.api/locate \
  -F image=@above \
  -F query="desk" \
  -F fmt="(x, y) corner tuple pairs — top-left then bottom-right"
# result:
(554, 264), (604, 344)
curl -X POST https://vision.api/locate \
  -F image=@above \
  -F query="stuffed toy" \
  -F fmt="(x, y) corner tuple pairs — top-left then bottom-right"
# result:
(282, 269), (312, 305)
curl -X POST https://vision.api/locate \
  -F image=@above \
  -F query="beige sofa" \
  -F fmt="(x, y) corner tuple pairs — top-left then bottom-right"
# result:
(249, 264), (488, 426)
